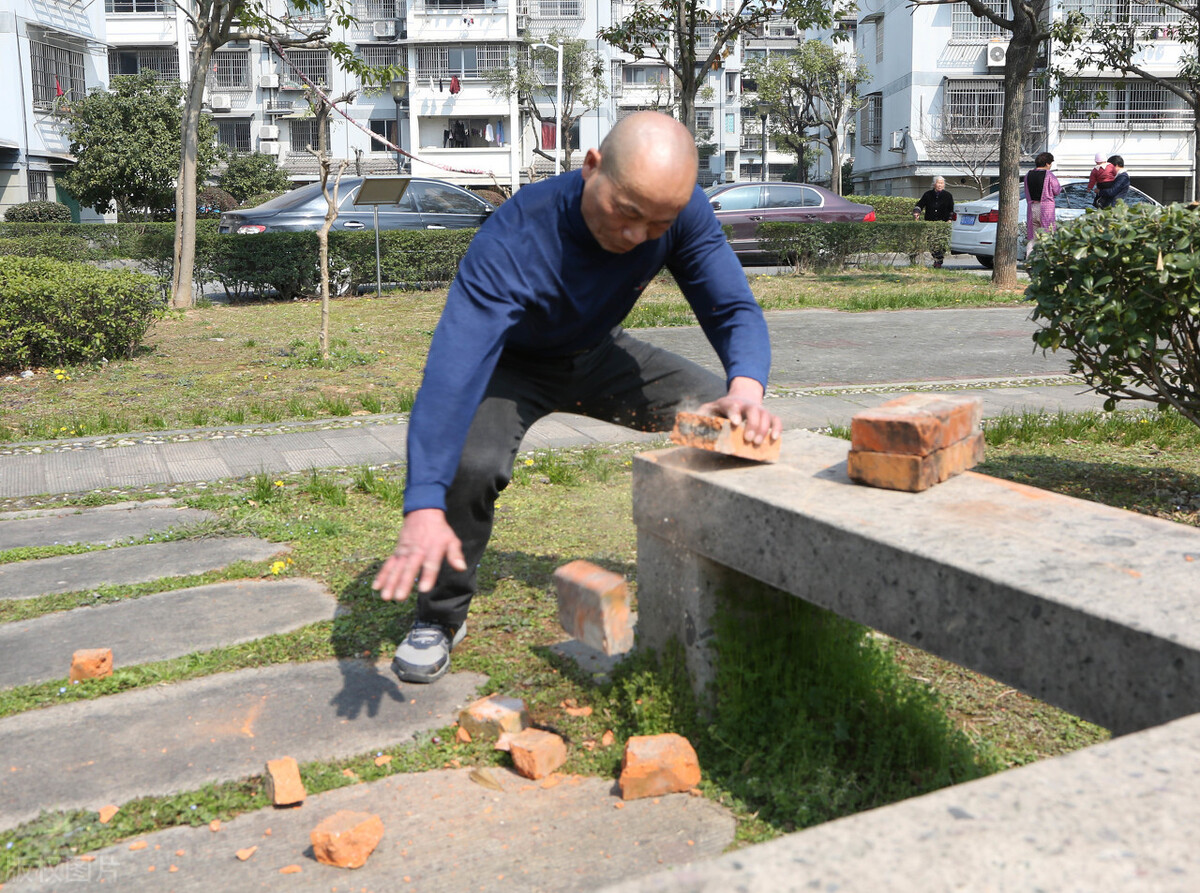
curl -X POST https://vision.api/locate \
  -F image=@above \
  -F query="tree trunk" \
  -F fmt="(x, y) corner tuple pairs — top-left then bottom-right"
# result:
(828, 133), (841, 194)
(1193, 117), (1200, 202)
(172, 42), (213, 310)
(992, 24), (1038, 290)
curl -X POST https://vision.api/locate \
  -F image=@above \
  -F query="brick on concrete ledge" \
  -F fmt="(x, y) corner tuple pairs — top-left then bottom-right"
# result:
(670, 412), (781, 463)
(619, 733), (701, 801)
(310, 810), (384, 869)
(848, 431), (985, 492)
(69, 648), (112, 683)
(509, 728), (568, 780)
(850, 393), (983, 456)
(265, 756), (306, 807)
(458, 694), (530, 741)
(554, 559), (635, 656)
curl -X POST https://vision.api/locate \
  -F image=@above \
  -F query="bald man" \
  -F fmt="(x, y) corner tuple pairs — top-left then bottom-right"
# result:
(374, 112), (781, 683)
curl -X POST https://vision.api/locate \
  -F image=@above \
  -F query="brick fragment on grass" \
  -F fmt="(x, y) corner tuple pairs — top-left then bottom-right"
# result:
(848, 431), (985, 492)
(670, 411), (781, 463)
(69, 648), (113, 683)
(508, 729), (568, 780)
(618, 733), (702, 801)
(849, 393), (983, 457)
(265, 756), (306, 807)
(553, 560), (634, 656)
(310, 810), (385, 869)
(458, 694), (530, 741)
(97, 804), (119, 824)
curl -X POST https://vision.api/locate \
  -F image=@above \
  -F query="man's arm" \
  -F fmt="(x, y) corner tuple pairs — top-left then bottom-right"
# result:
(698, 376), (781, 445)
(373, 508), (465, 602)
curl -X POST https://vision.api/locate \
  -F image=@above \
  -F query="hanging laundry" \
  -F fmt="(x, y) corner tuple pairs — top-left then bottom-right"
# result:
(496, 119), (505, 146)
(542, 121), (556, 149)
(439, 78), (444, 92)
(449, 76), (461, 95)
(485, 123), (494, 142)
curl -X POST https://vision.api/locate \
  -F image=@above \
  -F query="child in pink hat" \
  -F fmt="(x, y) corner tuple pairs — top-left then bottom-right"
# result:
(1087, 151), (1116, 193)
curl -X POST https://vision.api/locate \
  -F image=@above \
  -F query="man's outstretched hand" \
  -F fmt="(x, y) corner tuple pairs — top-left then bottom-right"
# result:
(372, 508), (466, 602)
(697, 376), (782, 446)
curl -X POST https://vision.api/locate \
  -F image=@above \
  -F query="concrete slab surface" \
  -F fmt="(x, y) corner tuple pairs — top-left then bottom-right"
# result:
(0, 537), (288, 601)
(4, 767), (734, 892)
(0, 504), (216, 551)
(0, 662), (486, 832)
(0, 578), (337, 689)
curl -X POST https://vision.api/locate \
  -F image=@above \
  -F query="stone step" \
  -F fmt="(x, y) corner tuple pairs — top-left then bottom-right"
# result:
(0, 537), (289, 601)
(0, 579), (338, 689)
(0, 501), (216, 551)
(3, 766), (734, 892)
(0, 661), (486, 832)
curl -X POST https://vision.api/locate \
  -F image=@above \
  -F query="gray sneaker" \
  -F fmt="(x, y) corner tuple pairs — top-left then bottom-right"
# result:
(392, 620), (466, 683)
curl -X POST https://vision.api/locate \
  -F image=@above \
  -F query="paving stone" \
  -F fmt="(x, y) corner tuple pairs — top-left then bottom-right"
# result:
(0, 537), (288, 601)
(0, 662), (486, 832)
(210, 437), (287, 477)
(0, 578), (337, 689)
(525, 416), (596, 447)
(0, 503), (215, 551)
(101, 448), (169, 488)
(279, 447), (343, 472)
(361, 424), (407, 457)
(158, 442), (231, 484)
(317, 429), (397, 464)
(42, 452), (109, 495)
(0, 454), (48, 499)
(2, 767), (735, 891)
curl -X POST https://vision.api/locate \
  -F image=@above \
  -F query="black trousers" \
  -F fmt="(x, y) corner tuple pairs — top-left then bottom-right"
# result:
(416, 328), (726, 630)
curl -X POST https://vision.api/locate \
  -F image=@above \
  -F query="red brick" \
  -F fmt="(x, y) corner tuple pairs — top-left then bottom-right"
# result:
(69, 648), (112, 683)
(264, 756), (306, 807)
(670, 412), (781, 463)
(850, 394), (982, 457)
(310, 810), (384, 869)
(458, 694), (530, 741)
(508, 729), (568, 780)
(848, 431), (985, 492)
(618, 733), (701, 801)
(553, 560), (634, 656)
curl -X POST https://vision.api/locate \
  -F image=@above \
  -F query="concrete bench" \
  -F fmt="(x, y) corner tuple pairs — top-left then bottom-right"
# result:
(609, 430), (1200, 891)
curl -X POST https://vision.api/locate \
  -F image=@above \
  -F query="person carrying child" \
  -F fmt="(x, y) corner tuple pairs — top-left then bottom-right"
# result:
(1087, 152), (1115, 207)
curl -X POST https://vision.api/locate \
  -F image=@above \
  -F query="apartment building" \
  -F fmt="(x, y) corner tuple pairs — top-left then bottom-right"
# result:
(850, 0), (1193, 201)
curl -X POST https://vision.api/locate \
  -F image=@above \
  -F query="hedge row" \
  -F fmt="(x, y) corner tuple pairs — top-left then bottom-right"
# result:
(846, 195), (923, 223)
(756, 221), (952, 271)
(0, 256), (162, 369)
(0, 222), (207, 262)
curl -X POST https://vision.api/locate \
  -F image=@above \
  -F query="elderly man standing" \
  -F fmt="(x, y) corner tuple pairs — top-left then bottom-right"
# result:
(913, 176), (955, 268)
(373, 111), (782, 684)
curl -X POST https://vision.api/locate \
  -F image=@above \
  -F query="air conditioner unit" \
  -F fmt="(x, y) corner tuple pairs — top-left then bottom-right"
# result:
(259, 141), (281, 156)
(889, 129), (906, 151)
(373, 20), (396, 38)
(209, 94), (232, 111)
(259, 74), (279, 89)
(258, 125), (280, 140)
(987, 40), (1009, 69)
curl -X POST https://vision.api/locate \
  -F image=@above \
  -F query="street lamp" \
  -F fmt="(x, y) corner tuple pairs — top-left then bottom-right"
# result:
(389, 77), (409, 174)
(756, 100), (771, 182)
(532, 41), (564, 175)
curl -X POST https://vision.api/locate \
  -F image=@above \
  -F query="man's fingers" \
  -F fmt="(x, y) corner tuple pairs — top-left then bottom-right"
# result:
(445, 539), (468, 572)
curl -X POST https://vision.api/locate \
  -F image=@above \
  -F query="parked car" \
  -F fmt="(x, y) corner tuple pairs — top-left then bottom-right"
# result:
(704, 181), (876, 261)
(949, 178), (1160, 268)
(218, 176), (495, 234)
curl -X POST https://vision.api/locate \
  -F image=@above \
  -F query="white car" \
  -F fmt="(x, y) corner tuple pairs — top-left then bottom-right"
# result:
(949, 178), (1159, 268)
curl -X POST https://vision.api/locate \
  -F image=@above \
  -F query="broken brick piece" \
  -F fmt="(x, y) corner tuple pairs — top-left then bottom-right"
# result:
(310, 810), (384, 869)
(849, 393), (982, 457)
(553, 560), (635, 656)
(458, 694), (530, 741)
(69, 648), (113, 683)
(508, 729), (568, 780)
(671, 412), (781, 463)
(265, 756), (306, 807)
(97, 804), (119, 824)
(455, 725), (472, 744)
(848, 431), (985, 492)
(619, 734), (702, 801)
(235, 846), (257, 862)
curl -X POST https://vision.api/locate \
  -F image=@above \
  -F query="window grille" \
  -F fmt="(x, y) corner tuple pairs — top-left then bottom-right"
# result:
(696, 24), (717, 52)
(622, 65), (670, 86)
(211, 51), (251, 90)
(286, 1), (328, 17)
(30, 36), (85, 110)
(290, 118), (328, 152)
(28, 171), (49, 203)
(875, 16), (884, 64)
(1059, 0), (1182, 24)
(416, 44), (506, 79)
(951, 0), (1006, 41)
(217, 119), (252, 153)
(360, 45), (403, 80)
(1061, 78), (1193, 130)
(105, 0), (171, 12)
(353, 0), (397, 19)
(109, 47), (181, 82)
(284, 49), (329, 87)
(529, 0), (583, 15)
(941, 79), (1047, 135)
(861, 93), (882, 145)
(696, 108), (714, 136)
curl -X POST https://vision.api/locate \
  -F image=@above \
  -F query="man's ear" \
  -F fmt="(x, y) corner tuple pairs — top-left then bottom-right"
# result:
(580, 148), (602, 180)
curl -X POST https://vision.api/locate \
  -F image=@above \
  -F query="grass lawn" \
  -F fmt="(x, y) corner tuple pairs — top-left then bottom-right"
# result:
(0, 267), (1024, 443)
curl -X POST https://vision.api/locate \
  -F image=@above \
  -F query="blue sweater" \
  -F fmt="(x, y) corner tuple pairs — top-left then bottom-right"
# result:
(403, 170), (772, 513)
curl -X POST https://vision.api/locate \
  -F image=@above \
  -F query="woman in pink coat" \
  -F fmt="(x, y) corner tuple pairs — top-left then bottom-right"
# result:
(1024, 151), (1061, 255)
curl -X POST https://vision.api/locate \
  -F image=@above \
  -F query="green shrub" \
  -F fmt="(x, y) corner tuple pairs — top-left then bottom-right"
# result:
(757, 221), (951, 271)
(328, 228), (476, 293)
(1029, 202), (1200, 427)
(220, 152), (291, 203)
(240, 190), (288, 209)
(198, 186), (238, 218)
(0, 256), (163, 368)
(847, 195), (918, 223)
(4, 201), (72, 223)
(0, 235), (96, 261)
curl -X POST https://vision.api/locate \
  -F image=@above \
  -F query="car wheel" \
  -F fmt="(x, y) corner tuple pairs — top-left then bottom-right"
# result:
(975, 255), (994, 269)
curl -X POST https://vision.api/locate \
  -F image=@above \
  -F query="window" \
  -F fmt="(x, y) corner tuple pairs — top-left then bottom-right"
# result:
(725, 112), (736, 133)
(696, 108), (713, 137)
(287, 0), (328, 17)
(211, 51), (250, 90)
(410, 182), (488, 215)
(109, 47), (181, 82)
(943, 80), (1004, 131)
(217, 119), (251, 153)
(696, 25), (717, 52)
(352, 0), (396, 19)
(369, 118), (398, 152)
(861, 93), (882, 146)
(1059, 0), (1182, 24)
(290, 118), (328, 153)
(283, 50), (329, 88)
(27, 171), (48, 203)
(875, 16), (884, 65)
(415, 44), (506, 79)
(528, 0), (584, 15)
(30, 34), (85, 110)
(623, 65), (671, 86)
(766, 184), (822, 208)
(1061, 78), (1192, 130)
(105, 0), (171, 12)
(951, 0), (1006, 41)
(712, 186), (761, 211)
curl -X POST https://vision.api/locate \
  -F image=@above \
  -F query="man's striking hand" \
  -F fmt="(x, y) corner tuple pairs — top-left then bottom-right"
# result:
(697, 376), (782, 446)
(372, 508), (466, 601)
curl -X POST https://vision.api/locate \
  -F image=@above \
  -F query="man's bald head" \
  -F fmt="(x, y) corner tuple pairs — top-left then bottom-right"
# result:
(598, 111), (699, 188)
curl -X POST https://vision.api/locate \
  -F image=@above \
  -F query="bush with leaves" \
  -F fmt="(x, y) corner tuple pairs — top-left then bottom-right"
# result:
(0, 256), (162, 369)
(219, 152), (292, 204)
(757, 221), (951, 272)
(4, 201), (72, 223)
(846, 195), (919, 222)
(1029, 202), (1200, 428)
(198, 186), (238, 219)
(240, 190), (289, 209)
